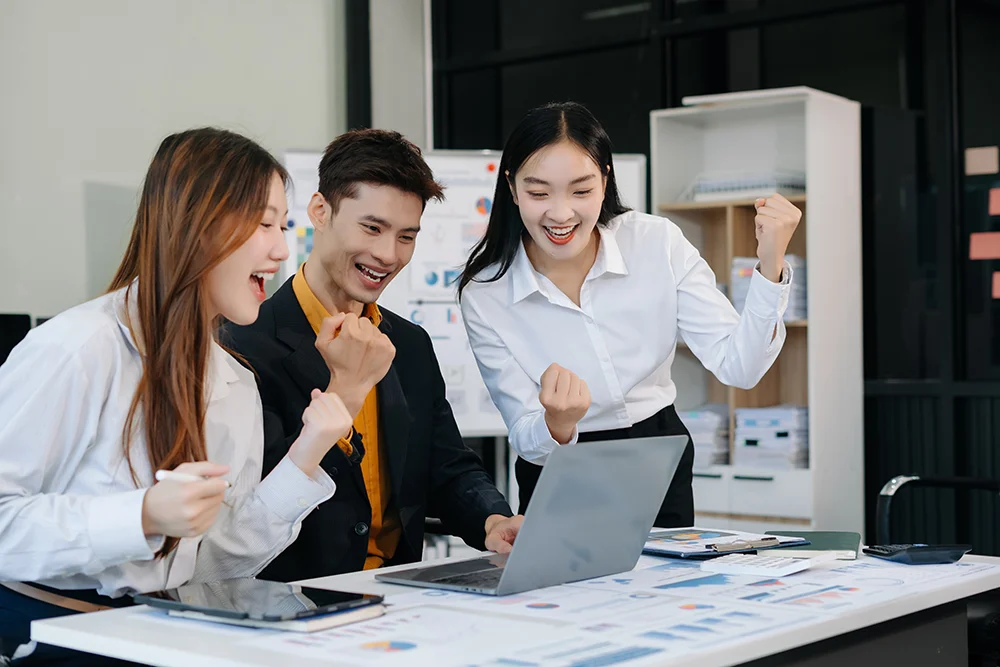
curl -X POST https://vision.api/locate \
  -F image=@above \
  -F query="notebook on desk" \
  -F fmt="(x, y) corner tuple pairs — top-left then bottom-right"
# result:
(643, 527), (810, 559)
(765, 531), (862, 560)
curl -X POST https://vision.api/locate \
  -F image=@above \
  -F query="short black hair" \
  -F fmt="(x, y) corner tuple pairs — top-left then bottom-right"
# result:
(317, 129), (444, 214)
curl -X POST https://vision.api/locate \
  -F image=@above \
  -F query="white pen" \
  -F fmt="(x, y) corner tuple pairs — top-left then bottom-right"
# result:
(154, 470), (231, 488)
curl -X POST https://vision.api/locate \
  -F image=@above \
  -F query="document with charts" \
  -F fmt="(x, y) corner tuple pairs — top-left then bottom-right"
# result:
(643, 527), (808, 558)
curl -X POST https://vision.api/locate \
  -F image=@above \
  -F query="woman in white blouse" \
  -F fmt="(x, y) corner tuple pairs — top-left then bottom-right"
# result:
(0, 128), (353, 664)
(458, 102), (800, 529)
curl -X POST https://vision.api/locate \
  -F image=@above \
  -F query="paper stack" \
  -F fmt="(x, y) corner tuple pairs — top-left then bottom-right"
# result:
(686, 170), (807, 203)
(678, 404), (730, 468)
(733, 405), (808, 470)
(730, 255), (807, 323)
(730, 257), (758, 315)
(783, 254), (807, 322)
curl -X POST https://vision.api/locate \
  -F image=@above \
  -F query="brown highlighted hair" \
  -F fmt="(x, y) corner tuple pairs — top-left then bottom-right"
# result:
(109, 127), (288, 556)
(316, 128), (444, 214)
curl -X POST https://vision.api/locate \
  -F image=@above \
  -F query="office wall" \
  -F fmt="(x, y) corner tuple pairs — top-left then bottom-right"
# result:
(370, 0), (428, 149)
(0, 0), (347, 320)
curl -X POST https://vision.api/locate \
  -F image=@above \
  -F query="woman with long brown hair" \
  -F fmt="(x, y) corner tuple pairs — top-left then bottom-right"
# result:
(0, 128), (353, 664)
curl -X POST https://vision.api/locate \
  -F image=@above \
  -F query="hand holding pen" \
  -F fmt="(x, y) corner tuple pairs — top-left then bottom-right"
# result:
(141, 462), (231, 538)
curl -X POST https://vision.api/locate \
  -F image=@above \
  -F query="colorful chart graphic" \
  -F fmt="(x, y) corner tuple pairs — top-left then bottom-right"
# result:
(779, 585), (862, 610)
(582, 623), (621, 633)
(655, 530), (730, 542)
(656, 574), (737, 590)
(295, 227), (314, 267)
(525, 603), (560, 609)
(476, 197), (492, 215)
(641, 631), (691, 642)
(671, 624), (717, 634)
(361, 641), (417, 652)
(680, 603), (714, 610)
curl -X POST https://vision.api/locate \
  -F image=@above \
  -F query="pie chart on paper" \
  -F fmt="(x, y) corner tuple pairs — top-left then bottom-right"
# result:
(361, 641), (417, 653)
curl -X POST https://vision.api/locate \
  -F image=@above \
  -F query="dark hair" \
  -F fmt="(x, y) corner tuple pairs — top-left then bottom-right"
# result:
(317, 128), (444, 213)
(457, 101), (630, 298)
(109, 127), (288, 558)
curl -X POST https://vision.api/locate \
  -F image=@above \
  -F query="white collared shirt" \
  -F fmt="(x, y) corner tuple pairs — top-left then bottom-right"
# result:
(0, 286), (336, 597)
(461, 211), (792, 464)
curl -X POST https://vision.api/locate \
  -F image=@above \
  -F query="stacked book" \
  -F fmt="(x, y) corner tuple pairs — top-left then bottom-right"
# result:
(783, 254), (807, 322)
(733, 405), (808, 470)
(678, 404), (730, 468)
(687, 170), (806, 203)
(730, 254), (806, 323)
(730, 257), (757, 315)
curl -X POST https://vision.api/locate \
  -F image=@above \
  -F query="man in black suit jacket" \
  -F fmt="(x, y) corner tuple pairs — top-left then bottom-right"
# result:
(225, 129), (522, 583)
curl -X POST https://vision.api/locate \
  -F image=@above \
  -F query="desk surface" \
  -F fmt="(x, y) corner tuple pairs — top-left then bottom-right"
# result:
(32, 554), (1000, 667)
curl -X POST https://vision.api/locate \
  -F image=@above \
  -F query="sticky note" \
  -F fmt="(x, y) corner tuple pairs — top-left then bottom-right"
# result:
(970, 232), (1000, 260)
(990, 188), (1000, 216)
(966, 147), (999, 176)
(994, 272), (1000, 299)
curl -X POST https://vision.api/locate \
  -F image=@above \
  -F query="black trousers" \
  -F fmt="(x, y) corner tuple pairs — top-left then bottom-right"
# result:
(514, 404), (695, 529)
(0, 585), (142, 666)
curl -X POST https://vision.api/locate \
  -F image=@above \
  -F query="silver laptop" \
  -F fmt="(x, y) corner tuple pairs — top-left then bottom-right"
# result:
(375, 435), (688, 596)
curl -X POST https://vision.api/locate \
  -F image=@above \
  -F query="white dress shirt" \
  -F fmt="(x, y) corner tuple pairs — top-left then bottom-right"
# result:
(0, 286), (336, 597)
(461, 210), (792, 465)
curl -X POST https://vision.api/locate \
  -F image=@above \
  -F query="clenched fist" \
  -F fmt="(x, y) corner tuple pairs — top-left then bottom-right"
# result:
(753, 193), (802, 283)
(315, 312), (395, 417)
(539, 363), (591, 445)
(287, 388), (355, 476)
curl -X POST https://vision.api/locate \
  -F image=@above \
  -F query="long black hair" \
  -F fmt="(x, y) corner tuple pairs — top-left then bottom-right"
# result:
(457, 101), (630, 299)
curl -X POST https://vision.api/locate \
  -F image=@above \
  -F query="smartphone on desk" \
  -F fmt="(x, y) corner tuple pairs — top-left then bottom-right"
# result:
(133, 578), (384, 631)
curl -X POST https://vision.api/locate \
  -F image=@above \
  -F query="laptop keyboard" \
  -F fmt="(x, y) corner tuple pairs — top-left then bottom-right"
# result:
(433, 569), (503, 588)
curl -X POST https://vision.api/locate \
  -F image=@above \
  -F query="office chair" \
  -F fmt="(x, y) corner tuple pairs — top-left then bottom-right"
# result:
(423, 517), (451, 559)
(0, 314), (32, 367)
(877, 475), (1000, 667)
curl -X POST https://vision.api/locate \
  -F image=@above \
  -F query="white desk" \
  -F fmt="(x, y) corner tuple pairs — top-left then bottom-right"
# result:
(32, 554), (1000, 667)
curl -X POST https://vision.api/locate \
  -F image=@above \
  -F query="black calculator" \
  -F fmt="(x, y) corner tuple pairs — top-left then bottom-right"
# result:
(862, 544), (972, 565)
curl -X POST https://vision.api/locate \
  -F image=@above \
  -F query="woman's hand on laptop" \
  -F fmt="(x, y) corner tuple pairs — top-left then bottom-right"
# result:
(484, 514), (524, 554)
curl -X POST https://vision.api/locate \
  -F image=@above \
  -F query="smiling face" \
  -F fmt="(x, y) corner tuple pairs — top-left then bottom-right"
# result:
(306, 182), (422, 312)
(511, 140), (607, 264)
(203, 171), (289, 325)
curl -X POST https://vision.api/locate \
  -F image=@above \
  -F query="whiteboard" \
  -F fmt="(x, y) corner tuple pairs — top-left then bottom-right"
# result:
(281, 149), (647, 437)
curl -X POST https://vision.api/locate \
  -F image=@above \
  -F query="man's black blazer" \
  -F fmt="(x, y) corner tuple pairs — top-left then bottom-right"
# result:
(222, 277), (512, 582)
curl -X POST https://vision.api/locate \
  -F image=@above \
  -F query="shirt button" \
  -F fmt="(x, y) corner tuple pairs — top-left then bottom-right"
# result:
(329, 466), (339, 477)
(297, 497), (309, 508)
(355, 522), (370, 536)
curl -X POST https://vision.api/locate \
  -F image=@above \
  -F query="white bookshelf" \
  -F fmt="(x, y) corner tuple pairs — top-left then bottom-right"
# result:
(650, 87), (865, 534)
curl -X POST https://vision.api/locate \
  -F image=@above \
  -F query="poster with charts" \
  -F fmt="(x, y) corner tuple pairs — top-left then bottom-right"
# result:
(281, 149), (647, 437)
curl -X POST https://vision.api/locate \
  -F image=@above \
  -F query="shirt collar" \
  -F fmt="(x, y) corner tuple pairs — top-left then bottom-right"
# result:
(293, 263), (382, 333)
(113, 282), (239, 403)
(508, 221), (629, 305)
(592, 219), (629, 278)
(510, 241), (543, 305)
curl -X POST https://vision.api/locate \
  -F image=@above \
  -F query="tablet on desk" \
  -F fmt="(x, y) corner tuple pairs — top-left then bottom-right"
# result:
(133, 578), (384, 631)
